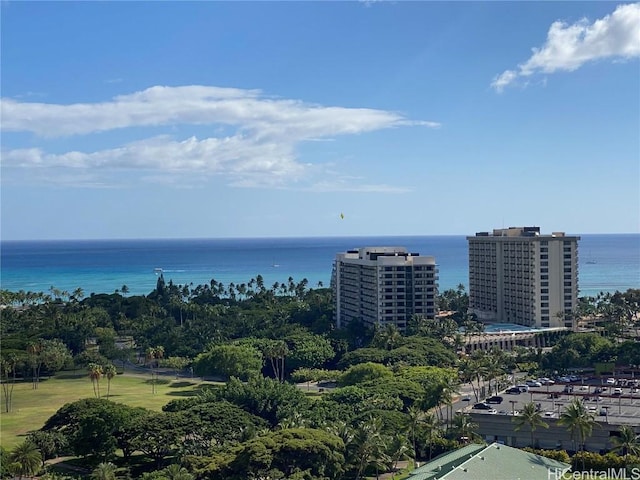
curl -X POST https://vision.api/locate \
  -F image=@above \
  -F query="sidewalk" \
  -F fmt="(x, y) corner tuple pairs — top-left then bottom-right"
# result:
(368, 461), (411, 479)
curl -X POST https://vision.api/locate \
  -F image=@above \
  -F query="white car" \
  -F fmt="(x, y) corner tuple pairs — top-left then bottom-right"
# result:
(526, 380), (542, 387)
(606, 378), (616, 385)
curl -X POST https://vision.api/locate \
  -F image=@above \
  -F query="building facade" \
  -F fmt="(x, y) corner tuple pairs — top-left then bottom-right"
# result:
(467, 227), (580, 329)
(332, 246), (438, 332)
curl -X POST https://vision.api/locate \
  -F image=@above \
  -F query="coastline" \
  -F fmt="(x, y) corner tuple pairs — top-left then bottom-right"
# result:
(1, 234), (638, 298)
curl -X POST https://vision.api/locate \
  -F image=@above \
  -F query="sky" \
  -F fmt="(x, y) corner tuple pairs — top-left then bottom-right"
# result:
(1, 1), (639, 240)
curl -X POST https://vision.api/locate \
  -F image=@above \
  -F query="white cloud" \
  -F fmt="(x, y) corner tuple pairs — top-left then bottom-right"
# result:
(0, 85), (431, 137)
(1, 85), (436, 190)
(492, 3), (640, 92)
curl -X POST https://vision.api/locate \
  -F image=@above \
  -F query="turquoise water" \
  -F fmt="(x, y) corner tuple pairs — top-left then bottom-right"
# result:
(1, 234), (638, 297)
(481, 323), (560, 334)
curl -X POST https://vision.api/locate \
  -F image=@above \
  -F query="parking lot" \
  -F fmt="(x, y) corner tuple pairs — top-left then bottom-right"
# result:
(465, 376), (640, 425)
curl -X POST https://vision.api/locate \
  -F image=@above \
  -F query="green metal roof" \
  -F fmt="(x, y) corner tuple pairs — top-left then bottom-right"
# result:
(409, 443), (571, 480)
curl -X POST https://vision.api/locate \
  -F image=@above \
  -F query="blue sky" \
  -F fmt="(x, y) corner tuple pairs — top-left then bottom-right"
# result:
(1, 1), (639, 240)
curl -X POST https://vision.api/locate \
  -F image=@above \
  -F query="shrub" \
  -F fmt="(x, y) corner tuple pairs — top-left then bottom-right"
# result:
(522, 447), (570, 464)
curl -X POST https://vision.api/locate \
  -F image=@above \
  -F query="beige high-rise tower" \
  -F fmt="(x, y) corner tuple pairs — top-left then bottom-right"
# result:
(467, 227), (580, 329)
(332, 246), (438, 332)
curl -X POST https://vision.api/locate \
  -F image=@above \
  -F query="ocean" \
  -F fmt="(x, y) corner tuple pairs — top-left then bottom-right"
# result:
(1, 235), (638, 298)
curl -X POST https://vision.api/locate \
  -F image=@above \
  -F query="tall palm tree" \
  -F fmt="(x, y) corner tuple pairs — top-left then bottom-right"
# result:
(9, 440), (42, 479)
(421, 411), (441, 460)
(434, 376), (460, 430)
(104, 364), (117, 399)
(513, 402), (549, 447)
(611, 425), (640, 466)
(90, 462), (117, 480)
(406, 405), (423, 461)
(558, 399), (598, 454)
(146, 346), (165, 394)
(88, 362), (103, 398)
(263, 340), (288, 382)
(26, 341), (42, 390)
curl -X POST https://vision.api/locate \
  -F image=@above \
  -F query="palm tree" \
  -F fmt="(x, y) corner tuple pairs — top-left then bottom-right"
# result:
(450, 413), (479, 444)
(263, 340), (287, 382)
(90, 462), (117, 480)
(27, 341), (42, 389)
(146, 346), (165, 394)
(558, 398), (598, 454)
(406, 405), (423, 460)
(611, 425), (640, 467)
(373, 324), (402, 351)
(88, 363), (103, 398)
(1, 353), (18, 413)
(9, 440), (42, 479)
(387, 433), (412, 473)
(162, 464), (194, 480)
(352, 416), (389, 480)
(104, 364), (117, 399)
(434, 376), (460, 430)
(513, 402), (549, 447)
(421, 411), (441, 460)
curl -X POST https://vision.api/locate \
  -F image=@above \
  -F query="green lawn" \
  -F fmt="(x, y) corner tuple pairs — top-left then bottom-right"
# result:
(0, 370), (216, 450)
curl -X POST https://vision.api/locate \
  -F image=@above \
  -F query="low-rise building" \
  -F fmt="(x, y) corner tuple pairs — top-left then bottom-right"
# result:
(408, 442), (571, 480)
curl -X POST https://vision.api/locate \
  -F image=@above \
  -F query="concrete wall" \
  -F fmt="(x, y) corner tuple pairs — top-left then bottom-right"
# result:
(471, 412), (635, 453)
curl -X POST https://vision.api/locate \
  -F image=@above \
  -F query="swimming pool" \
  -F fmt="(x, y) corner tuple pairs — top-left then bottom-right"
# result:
(460, 323), (562, 335)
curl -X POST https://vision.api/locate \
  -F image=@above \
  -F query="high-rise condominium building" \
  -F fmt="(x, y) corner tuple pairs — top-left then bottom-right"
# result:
(332, 246), (438, 332)
(467, 227), (580, 329)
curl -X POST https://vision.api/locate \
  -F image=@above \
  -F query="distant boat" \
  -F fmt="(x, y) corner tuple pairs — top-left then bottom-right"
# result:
(154, 268), (163, 275)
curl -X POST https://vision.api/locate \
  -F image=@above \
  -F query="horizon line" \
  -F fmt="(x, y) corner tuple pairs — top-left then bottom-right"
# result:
(1, 232), (638, 243)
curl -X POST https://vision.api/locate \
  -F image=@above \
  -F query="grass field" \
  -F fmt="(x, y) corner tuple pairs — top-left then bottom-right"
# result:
(0, 370), (216, 450)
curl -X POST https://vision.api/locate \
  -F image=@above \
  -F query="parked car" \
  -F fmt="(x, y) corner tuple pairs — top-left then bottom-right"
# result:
(538, 378), (555, 385)
(486, 396), (503, 404)
(612, 388), (623, 395)
(606, 378), (616, 385)
(506, 387), (521, 394)
(516, 384), (530, 392)
(473, 403), (492, 410)
(526, 380), (542, 387)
